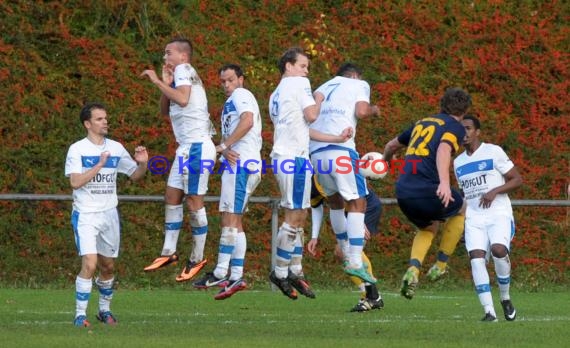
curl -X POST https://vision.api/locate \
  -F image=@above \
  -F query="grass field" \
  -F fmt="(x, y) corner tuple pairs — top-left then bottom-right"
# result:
(0, 287), (567, 348)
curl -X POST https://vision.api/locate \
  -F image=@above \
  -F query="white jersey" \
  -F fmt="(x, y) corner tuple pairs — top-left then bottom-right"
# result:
(221, 87), (262, 161)
(170, 63), (212, 144)
(65, 138), (138, 213)
(310, 76), (371, 153)
(454, 142), (515, 216)
(269, 76), (316, 158)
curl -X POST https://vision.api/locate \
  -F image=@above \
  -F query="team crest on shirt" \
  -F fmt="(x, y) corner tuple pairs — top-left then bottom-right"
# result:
(478, 162), (488, 170)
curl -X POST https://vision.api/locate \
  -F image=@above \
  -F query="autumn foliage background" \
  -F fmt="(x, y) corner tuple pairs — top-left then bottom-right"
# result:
(0, 1), (568, 289)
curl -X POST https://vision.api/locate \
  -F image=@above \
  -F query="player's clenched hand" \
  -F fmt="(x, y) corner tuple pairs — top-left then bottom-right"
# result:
(98, 151), (111, 167)
(339, 127), (354, 142)
(134, 146), (148, 164)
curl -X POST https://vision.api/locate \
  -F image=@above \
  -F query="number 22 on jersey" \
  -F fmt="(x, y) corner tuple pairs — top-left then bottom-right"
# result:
(405, 124), (435, 156)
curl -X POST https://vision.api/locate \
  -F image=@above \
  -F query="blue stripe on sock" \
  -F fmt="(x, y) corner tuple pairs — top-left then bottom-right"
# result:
(219, 244), (234, 254)
(99, 288), (113, 296)
(335, 232), (348, 241)
(276, 248), (292, 260)
(192, 225), (208, 235)
(76, 292), (90, 301)
(497, 276), (511, 285)
(230, 258), (244, 266)
(165, 221), (183, 230)
(349, 237), (364, 246)
(292, 246), (303, 255)
(475, 284), (491, 294)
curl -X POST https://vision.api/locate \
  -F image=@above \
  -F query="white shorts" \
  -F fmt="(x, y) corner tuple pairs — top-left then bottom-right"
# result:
(272, 155), (312, 209)
(464, 214), (515, 253)
(310, 148), (368, 200)
(168, 139), (216, 195)
(71, 209), (120, 257)
(219, 163), (261, 214)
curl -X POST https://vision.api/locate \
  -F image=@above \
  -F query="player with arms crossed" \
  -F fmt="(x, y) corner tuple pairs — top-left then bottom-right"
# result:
(383, 87), (471, 299)
(193, 64), (262, 300)
(454, 115), (522, 322)
(66, 102), (148, 327)
(268, 47), (322, 299)
(140, 38), (216, 282)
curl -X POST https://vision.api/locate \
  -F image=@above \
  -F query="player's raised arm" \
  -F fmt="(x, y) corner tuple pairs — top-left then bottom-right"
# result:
(140, 69), (191, 107)
(128, 146), (149, 182)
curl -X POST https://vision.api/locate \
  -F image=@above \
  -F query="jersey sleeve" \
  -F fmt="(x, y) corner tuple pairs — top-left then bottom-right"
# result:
(297, 77), (316, 110)
(397, 124), (414, 146)
(174, 64), (193, 88)
(116, 145), (138, 176)
(64, 144), (82, 177)
(441, 121), (465, 155)
(233, 88), (257, 117)
(493, 145), (515, 175)
(354, 80), (371, 103)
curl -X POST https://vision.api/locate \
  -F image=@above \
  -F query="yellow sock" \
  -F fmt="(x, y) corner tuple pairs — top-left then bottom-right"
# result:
(350, 275), (363, 288)
(409, 229), (435, 275)
(436, 215), (465, 270)
(362, 252), (373, 276)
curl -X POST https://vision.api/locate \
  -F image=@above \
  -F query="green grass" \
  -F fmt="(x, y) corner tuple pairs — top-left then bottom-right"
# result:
(0, 288), (567, 347)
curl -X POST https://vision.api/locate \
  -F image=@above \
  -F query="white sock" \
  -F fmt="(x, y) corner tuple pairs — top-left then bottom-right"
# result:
(493, 255), (512, 301)
(346, 212), (365, 269)
(96, 277), (114, 313)
(229, 232), (247, 281)
(471, 258), (495, 316)
(189, 207), (208, 262)
(75, 276), (92, 317)
(330, 209), (349, 258)
(311, 205), (324, 239)
(161, 204), (183, 255)
(214, 227), (237, 279)
(289, 228), (304, 276)
(275, 223), (296, 279)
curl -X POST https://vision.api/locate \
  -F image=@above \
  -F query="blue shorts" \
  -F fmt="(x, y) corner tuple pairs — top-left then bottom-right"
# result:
(365, 190), (382, 234)
(397, 189), (463, 229)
